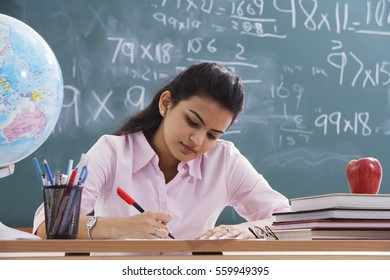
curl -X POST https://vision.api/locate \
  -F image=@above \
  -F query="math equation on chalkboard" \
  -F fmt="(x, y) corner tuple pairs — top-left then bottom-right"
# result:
(2, 0), (390, 198)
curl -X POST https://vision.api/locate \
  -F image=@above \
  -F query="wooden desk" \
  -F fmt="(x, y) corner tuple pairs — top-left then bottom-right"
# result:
(1, 239), (390, 259)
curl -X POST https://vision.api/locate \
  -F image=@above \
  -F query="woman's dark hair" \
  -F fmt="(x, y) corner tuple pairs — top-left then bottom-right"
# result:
(113, 62), (244, 138)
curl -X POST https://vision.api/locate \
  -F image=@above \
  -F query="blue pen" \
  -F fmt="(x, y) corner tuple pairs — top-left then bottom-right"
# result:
(32, 157), (43, 185)
(43, 159), (54, 186)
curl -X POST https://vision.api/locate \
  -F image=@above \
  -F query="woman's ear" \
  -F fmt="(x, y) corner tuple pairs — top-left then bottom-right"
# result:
(159, 91), (171, 117)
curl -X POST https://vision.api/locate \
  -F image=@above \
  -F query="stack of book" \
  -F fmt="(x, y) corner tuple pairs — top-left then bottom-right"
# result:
(272, 193), (390, 240)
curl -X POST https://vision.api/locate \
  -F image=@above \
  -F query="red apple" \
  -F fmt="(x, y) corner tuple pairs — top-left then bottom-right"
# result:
(346, 157), (382, 194)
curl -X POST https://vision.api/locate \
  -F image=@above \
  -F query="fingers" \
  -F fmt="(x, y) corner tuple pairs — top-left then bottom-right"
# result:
(152, 227), (168, 238)
(147, 211), (172, 225)
(198, 225), (248, 240)
(143, 211), (172, 239)
(119, 211), (173, 239)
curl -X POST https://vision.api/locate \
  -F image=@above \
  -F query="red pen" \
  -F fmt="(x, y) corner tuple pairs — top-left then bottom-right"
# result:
(116, 187), (175, 239)
(116, 187), (145, 213)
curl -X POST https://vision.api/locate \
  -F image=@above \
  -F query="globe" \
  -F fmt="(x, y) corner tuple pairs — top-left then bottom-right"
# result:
(0, 14), (63, 172)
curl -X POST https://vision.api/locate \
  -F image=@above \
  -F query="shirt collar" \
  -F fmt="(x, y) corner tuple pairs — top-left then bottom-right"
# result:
(179, 157), (202, 180)
(132, 131), (203, 180)
(132, 132), (156, 173)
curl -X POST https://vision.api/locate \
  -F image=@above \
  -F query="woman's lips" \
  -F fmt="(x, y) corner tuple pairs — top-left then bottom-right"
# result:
(181, 142), (196, 154)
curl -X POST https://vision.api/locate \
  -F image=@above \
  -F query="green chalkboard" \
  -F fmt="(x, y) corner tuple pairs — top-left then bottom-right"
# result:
(1, 0), (390, 228)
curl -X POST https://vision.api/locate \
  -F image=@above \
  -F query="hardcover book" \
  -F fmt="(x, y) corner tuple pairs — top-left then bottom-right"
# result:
(273, 219), (390, 230)
(273, 208), (390, 223)
(290, 193), (390, 212)
(274, 228), (390, 240)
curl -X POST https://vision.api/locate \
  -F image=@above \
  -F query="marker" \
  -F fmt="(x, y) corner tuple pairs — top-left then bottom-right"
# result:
(43, 159), (54, 186)
(67, 169), (77, 186)
(116, 187), (175, 239)
(117, 187), (144, 212)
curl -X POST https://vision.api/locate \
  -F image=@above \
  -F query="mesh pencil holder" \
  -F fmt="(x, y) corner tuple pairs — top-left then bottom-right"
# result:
(42, 185), (82, 239)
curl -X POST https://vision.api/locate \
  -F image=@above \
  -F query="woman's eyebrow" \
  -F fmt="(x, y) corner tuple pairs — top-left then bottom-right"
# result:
(188, 109), (224, 134)
(189, 109), (205, 125)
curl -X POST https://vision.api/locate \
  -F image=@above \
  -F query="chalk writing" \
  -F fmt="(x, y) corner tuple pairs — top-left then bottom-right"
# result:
(13, 0), (390, 169)
(314, 111), (372, 136)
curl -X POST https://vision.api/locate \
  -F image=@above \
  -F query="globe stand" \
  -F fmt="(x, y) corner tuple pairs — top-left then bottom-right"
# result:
(0, 164), (15, 179)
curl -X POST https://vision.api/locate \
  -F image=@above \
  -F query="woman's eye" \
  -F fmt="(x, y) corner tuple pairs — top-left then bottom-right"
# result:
(186, 116), (198, 127)
(185, 115), (219, 140)
(207, 133), (217, 140)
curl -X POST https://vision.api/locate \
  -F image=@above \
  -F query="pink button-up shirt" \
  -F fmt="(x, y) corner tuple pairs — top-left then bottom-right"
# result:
(33, 132), (290, 238)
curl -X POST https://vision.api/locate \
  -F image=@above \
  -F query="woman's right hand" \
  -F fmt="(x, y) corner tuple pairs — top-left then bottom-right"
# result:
(114, 211), (172, 239)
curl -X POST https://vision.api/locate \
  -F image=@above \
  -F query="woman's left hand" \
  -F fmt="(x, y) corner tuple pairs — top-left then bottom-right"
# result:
(197, 224), (251, 240)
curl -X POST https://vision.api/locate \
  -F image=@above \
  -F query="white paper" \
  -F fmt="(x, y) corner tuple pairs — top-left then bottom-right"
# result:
(0, 221), (41, 240)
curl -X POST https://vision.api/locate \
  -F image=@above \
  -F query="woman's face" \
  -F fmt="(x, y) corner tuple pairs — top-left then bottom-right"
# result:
(159, 92), (234, 162)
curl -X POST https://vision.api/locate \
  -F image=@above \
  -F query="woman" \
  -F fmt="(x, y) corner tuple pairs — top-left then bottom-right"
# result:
(33, 62), (290, 240)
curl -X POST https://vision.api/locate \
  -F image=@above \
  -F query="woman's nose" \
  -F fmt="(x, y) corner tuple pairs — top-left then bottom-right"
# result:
(190, 131), (205, 146)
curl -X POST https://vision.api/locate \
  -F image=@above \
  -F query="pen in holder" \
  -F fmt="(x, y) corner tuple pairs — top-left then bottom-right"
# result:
(42, 185), (82, 239)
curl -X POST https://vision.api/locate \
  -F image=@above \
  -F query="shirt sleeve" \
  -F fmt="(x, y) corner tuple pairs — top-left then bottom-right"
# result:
(80, 135), (117, 215)
(224, 143), (291, 221)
